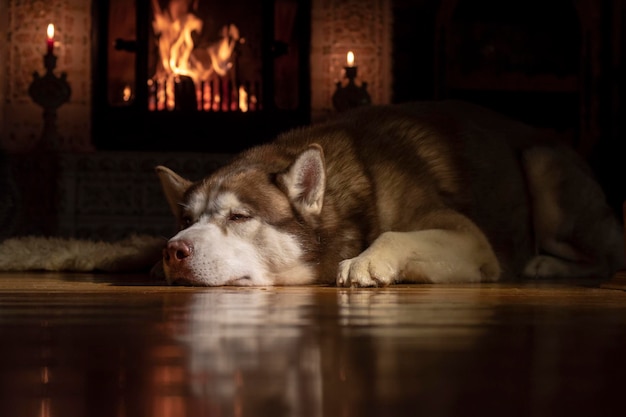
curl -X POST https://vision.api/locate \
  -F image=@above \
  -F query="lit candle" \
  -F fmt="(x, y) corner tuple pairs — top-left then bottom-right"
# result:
(46, 23), (55, 54)
(344, 51), (357, 80)
(346, 51), (355, 67)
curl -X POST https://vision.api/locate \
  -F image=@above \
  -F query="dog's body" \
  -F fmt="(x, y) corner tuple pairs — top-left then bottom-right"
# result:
(156, 100), (624, 286)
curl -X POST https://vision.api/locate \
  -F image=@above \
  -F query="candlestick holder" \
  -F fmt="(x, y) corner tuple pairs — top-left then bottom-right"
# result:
(28, 49), (71, 150)
(332, 66), (371, 112)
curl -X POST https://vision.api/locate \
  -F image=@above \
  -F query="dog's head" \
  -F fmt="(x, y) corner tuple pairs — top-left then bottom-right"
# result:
(155, 144), (325, 286)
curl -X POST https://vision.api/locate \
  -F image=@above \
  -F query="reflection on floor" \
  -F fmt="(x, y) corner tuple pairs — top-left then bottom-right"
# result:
(0, 272), (625, 417)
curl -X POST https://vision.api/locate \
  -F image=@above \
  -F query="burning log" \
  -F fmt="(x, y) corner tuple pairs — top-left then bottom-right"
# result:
(174, 75), (198, 111)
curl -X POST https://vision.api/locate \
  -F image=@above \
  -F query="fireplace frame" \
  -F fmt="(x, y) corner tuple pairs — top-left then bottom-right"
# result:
(91, 0), (311, 153)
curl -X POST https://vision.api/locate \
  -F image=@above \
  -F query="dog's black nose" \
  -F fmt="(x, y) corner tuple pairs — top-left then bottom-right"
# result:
(163, 240), (192, 265)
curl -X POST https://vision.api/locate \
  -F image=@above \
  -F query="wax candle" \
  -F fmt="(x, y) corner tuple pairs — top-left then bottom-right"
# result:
(47, 23), (54, 54)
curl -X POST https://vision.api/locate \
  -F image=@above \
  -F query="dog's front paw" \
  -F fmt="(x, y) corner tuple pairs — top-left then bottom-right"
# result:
(522, 255), (570, 279)
(336, 254), (396, 287)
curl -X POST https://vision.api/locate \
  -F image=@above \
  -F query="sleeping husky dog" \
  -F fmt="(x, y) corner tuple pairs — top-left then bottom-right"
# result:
(156, 100), (624, 286)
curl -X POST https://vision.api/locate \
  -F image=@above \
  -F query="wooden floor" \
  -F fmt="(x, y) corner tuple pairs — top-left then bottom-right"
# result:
(1, 273), (626, 417)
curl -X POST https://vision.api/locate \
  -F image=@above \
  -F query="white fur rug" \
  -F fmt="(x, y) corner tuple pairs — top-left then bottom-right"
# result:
(0, 234), (166, 273)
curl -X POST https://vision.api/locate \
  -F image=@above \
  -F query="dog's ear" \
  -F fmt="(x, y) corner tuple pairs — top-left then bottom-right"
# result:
(279, 144), (326, 217)
(155, 165), (192, 218)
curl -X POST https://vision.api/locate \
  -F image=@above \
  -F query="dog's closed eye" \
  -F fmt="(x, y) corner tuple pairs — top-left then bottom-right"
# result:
(228, 212), (251, 222)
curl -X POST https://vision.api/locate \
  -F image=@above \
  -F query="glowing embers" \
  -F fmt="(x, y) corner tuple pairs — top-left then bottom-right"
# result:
(148, 77), (260, 112)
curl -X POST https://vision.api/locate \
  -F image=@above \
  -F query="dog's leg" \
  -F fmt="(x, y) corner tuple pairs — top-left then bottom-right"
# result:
(336, 223), (501, 287)
(522, 146), (625, 279)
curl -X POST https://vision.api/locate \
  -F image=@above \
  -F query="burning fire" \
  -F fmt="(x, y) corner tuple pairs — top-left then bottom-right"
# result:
(208, 24), (240, 77)
(149, 0), (257, 112)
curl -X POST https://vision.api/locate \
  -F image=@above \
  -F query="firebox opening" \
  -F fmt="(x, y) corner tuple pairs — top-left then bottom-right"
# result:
(93, 0), (311, 153)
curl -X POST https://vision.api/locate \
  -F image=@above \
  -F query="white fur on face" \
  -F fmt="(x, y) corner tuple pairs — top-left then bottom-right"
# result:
(168, 191), (316, 286)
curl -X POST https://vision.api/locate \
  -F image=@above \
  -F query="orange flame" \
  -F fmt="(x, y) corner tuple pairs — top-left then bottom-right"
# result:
(151, 0), (249, 111)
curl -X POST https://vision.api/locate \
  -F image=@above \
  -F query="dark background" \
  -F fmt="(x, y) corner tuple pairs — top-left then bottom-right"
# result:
(391, 0), (625, 215)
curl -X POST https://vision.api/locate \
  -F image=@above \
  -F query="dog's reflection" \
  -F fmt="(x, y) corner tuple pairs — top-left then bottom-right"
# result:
(161, 289), (323, 417)
(157, 288), (493, 417)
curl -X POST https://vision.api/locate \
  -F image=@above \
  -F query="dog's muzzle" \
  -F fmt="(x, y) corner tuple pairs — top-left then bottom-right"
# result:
(163, 240), (195, 285)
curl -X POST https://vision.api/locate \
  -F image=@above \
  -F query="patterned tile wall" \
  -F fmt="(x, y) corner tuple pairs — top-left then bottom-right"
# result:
(311, 0), (392, 122)
(2, 0), (92, 152)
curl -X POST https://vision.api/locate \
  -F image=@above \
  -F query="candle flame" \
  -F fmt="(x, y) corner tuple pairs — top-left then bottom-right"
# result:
(347, 51), (355, 67)
(47, 23), (54, 39)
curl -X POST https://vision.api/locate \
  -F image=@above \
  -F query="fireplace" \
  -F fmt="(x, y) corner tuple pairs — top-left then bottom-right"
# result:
(92, 0), (311, 153)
